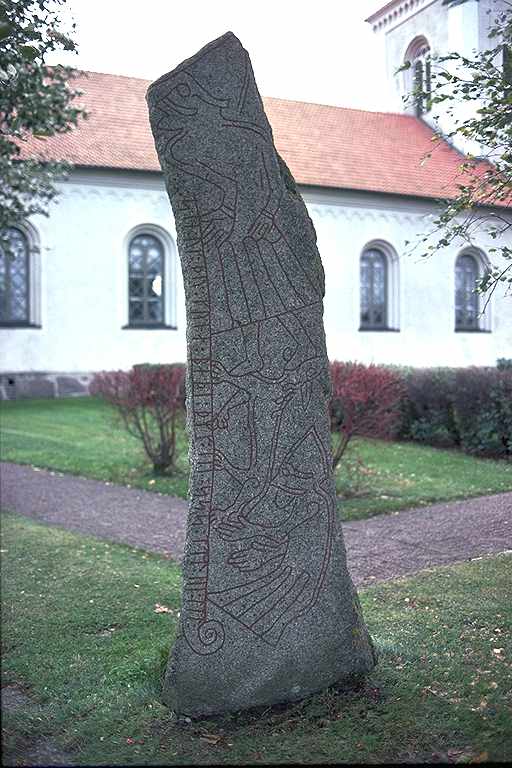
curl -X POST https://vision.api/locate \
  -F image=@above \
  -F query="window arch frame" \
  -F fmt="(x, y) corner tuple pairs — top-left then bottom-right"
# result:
(454, 248), (492, 333)
(0, 222), (41, 328)
(359, 240), (400, 332)
(403, 35), (432, 116)
(123, 224), (177, 330)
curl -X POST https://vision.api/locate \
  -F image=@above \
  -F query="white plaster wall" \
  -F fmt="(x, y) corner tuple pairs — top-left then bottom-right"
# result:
(0, 170), (187, 373)
(1, 171), (511, 373)
(478, 0), (509, 52)
(374, 0), (507, 156)
(380, 0), (446, 113)
(304, 187), (512, 367)
(440, 0), (490, 156)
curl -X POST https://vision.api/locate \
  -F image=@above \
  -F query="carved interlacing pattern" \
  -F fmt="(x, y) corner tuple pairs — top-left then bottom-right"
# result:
(147, 33), (336, 655)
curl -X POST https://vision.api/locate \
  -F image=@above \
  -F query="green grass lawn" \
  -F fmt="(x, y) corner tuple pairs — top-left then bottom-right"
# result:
(2, 512), (511, 765)
(0, 396), (190, 498)
(337, 439), (512, 520)
(1, 397), (511, 521)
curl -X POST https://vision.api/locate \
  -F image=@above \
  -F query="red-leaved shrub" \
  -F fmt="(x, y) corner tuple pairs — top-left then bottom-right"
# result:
(330, 361), (406, 469)
(90, 363), (186, 474)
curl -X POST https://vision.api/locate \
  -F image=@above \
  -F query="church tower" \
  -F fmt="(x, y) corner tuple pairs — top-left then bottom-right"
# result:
(366, 0), (507, 155)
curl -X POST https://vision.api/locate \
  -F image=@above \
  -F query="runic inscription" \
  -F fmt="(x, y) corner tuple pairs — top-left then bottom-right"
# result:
(147, 31), (376, 717)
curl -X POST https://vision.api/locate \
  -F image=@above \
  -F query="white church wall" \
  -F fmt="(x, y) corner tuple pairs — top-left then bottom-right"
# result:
(369, 0), (446, 113)
(478, 0), (509, 52)
(372, 0), (508, 157)
(440, 0), (505, 157)
(303, 186), (512, 367)
(0, 170), (188, 384)
(1, 170), (511, 397)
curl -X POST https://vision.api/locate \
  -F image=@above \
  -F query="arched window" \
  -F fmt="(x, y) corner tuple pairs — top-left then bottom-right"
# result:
(0, 227), (30, 325)
(128, 233), (165, 326)
(360, 247), (388, 329)
(405, 37), (431, 116)
(455, 252), (480, 330)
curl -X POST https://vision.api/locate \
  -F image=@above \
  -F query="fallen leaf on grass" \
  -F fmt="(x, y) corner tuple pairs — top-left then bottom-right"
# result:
(199, 732), (223, 745)
(154, 603), (173, 614)
(422, 686), (444, 698)
(470, 752), (489, 763)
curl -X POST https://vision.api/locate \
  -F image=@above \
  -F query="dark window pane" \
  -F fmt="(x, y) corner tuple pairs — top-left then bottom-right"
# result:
(360, 248), (387, 328)
(414, 59), (424, 115)
(425, 56), (432, 106)
(406, 39), (431, 116)
(146, 247), (162, 272)
(128, 233), (165, 325)
(141, 276), (154, 300)
(129, 277), (144, 298)
(129, 300), (144, 322)
(0, 227), (29, 323)
(147, 301), (162, 321)
(455, 253), (479, 329)
(129, 247), (144, 271)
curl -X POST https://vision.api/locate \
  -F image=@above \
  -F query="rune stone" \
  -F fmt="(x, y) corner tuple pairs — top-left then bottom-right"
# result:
(146, 31), (377, 716)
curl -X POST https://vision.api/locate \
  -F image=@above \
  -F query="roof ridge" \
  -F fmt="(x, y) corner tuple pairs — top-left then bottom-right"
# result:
(77, 68), (153, 84)
(76, 69), (406, 118)
(18, 68), (490, 205)
(263, 94), (406, 118)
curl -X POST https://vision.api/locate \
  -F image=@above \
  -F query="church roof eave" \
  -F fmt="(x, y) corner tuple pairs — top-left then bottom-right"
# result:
(17, 69), (507, 208)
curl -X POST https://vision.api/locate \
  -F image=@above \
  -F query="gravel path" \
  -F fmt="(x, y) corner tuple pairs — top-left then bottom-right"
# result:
(1, 461), (511, 586)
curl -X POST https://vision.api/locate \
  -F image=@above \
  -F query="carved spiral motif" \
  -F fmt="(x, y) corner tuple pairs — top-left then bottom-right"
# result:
(199, 620), (225, 649)
(183, 619), (225, 655)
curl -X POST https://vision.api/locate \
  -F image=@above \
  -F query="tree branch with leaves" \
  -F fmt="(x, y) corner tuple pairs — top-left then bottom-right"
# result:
(0, 0), (85, 250)
(400, 1), (512, 307)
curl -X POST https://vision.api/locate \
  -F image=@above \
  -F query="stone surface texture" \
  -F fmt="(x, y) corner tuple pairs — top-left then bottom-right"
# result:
(146, 31), (376, 716)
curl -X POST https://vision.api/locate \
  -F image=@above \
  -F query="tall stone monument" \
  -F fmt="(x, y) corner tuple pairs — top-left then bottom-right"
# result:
(146, 31), (376, 717)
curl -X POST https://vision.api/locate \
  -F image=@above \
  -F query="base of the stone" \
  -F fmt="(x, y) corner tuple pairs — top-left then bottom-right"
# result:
(163, 665), (376, 718)
(161, 628), (377, 718)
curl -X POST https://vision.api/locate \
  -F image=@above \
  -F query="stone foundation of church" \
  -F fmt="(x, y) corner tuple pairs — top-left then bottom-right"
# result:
(0, 372), (95, 400)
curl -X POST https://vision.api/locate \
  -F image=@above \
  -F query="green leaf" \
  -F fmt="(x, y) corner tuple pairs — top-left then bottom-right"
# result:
(0, 20), (12, 40)
(19, 45), (39, 60)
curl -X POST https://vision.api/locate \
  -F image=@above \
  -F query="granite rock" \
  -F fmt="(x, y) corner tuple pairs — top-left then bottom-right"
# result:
(146, 31), (376, 717)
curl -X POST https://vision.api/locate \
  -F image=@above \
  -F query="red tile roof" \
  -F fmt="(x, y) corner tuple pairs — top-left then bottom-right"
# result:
(17, 70), (489, 202)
